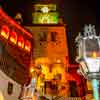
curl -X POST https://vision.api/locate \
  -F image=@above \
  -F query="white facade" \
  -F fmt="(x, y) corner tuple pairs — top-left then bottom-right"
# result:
(0, 70), (21, 100)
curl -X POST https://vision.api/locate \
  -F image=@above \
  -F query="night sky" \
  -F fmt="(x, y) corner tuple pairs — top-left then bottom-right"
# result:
(0, 0), (96, 63)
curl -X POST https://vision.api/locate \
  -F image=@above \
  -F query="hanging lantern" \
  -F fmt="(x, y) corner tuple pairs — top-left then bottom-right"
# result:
(0, 25), (9, 39)
(17, 36), (24, 48)
(9, 31), (17, 44)
(24, 40), (31, 52)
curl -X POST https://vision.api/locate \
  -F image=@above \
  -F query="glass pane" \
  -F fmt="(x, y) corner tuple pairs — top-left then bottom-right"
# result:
(85, 38), (100, 57)
(86, 58), (100, 72)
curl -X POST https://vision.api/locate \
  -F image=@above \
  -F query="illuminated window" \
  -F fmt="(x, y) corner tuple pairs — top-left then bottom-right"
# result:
(9, 31), (17, 44)
(17, 36), (24, 48)
(24, 40), (31, 52)
(0, 25), (9, 39)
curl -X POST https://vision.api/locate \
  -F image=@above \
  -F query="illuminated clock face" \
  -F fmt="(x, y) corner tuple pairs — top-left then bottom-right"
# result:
(41, 6), (49, 13)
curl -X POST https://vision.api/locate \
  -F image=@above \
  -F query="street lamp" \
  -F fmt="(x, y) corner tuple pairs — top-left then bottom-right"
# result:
(76, 24), (100, 100)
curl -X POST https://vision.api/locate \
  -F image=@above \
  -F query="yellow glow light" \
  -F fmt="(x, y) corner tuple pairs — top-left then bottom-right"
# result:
(18, 41), (24, 48)
(1, 30), (9, 39)
(30, 67), (34, 73)
(41, 7), (49, 13)
(10, 37), (17, 44)
(0, 91), (4, 100)
(25, 46), (30, 52)
(57, 59), (61, 63)
(24, 40), (31, 52)
(92, 51), (97, 58)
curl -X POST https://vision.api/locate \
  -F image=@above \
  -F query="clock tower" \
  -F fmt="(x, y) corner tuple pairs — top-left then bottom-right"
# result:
(25, 0), (68, 84)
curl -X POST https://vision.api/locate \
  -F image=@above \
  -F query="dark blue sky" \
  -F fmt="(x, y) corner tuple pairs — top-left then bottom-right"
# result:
(1, 0), (96, 32)
(0, 0), (96, 63)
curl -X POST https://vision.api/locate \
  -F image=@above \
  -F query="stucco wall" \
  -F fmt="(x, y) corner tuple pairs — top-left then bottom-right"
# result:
(0, 70), (21, 100)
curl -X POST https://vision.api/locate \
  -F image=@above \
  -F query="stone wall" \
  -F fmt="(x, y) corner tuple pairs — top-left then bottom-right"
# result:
(0, 70), (21, 100)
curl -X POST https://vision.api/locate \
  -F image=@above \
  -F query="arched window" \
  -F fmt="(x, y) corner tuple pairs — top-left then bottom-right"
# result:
(0, 25), (9, 39)
(17, 36), (24, 48)
(9, 31), (17, 44)
(24, 40), (31, 52)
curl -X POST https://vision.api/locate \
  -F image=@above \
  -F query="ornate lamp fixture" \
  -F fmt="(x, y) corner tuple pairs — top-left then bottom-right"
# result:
(76, 24), (100, 100)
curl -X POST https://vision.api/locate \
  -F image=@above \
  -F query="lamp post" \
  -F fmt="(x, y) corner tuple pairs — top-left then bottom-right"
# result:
(76, 24), (100, 100)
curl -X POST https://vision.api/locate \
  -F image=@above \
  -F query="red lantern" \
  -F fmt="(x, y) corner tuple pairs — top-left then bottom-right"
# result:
(17, 36), (24, 48)
(9, 31), (17, 44)
(0, 25), (9, 39)
(24, 40), (31, 52)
